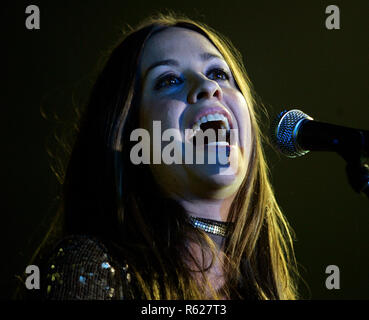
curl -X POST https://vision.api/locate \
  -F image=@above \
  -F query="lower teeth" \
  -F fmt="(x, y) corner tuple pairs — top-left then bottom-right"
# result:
(207, 141), (229, 146)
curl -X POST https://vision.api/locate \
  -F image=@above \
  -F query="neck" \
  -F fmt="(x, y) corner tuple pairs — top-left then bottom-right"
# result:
(173, 194), (235, 297)
(174, 194), (236, 222)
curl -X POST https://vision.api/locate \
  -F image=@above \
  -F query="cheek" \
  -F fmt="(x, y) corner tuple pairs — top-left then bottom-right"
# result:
(224, 89), (252, 147)
(140, 95), (186, 132)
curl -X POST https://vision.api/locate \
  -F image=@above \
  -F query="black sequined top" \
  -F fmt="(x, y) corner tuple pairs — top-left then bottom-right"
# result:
(41, 235), (136, 300)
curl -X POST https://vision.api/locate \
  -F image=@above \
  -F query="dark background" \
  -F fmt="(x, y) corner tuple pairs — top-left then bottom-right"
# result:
(2, 0), (368, 300)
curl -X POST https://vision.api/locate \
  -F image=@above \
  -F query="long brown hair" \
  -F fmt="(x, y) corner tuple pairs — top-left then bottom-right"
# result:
(26, 12), (300, 300)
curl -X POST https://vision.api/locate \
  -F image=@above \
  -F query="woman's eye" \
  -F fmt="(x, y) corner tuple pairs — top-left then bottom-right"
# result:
(153, 68), (230, 91)
(207, 68), (230, 81)
(154, 74), (182, 90)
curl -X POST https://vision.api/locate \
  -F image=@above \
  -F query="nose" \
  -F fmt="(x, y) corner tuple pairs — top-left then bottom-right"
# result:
(187, 75), (223, 104)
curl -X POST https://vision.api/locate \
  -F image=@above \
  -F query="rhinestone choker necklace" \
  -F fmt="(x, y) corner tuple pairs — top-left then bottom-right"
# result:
(189, 216), (232, 237)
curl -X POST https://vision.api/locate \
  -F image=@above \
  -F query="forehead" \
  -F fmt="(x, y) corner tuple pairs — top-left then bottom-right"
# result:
(140, 27), (222, 74)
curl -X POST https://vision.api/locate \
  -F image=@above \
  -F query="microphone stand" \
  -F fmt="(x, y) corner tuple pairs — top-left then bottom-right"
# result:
(340, 131), (369, 199)
(345, 159), (369, 199)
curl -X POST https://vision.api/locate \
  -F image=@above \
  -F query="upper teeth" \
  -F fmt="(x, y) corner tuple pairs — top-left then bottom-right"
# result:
(192, 113), (230, 132)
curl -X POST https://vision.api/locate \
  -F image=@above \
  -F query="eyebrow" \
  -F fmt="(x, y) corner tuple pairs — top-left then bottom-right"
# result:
(143, 52), (224, 79)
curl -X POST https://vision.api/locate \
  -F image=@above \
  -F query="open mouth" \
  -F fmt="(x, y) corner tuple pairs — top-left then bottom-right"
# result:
(189, 112), (231, 146)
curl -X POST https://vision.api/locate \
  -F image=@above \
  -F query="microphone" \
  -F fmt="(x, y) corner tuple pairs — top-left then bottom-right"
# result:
(270, 109), (369, 160)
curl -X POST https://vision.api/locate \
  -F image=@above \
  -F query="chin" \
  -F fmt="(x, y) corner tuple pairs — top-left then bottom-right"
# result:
(185, 148), (247, 197)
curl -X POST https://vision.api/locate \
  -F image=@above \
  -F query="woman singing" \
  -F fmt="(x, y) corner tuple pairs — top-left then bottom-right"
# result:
(31, 13), (299, 300)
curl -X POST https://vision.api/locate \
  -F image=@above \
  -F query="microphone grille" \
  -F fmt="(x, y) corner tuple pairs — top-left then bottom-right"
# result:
(270, 109), (312, 158)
